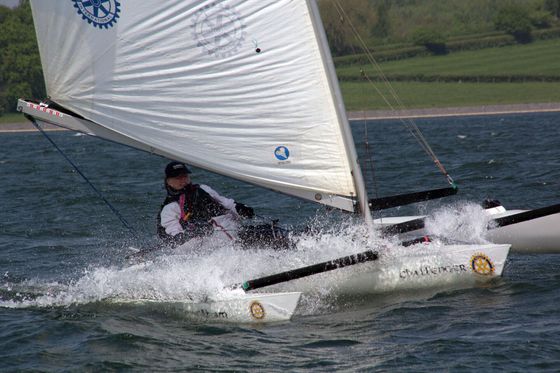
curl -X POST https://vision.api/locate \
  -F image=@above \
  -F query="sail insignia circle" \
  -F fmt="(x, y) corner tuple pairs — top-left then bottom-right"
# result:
(274, 146), (290, 161)
(192, 2), (246, 59)
(72, 0), (121, 29)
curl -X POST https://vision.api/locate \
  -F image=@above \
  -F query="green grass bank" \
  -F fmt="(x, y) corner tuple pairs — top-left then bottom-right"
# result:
(337, 38), (560, 111)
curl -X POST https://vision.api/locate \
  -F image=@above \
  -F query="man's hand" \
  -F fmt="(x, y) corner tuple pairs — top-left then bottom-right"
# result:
(235, 202), (255, 218)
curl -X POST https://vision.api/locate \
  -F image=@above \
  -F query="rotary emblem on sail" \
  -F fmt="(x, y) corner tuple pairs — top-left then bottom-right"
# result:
(192, 2), (246, 58)
(72, 0), (121, 29)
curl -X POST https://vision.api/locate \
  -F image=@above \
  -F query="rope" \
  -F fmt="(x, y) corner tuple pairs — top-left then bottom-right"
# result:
(331, 1), (456, 188)
(28, 116), (135, 232)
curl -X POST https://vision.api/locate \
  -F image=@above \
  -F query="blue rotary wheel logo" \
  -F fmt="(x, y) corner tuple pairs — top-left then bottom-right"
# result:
(274, 146), (290, 161)
(72, 0), (121, 29)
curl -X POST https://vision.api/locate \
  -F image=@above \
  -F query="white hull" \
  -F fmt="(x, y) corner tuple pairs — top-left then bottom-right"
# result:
(113, 244), (508, 323)
(485, 209), (560, 253)
(265, 244), (509, 297)
(375, 207), (560, 253)
(111, 292), (302, 323)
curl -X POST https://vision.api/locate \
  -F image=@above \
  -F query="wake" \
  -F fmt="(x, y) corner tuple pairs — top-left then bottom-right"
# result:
(1, 204), (497, 314)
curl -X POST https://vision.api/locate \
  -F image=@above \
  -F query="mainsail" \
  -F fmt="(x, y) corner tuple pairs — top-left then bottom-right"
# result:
(28, 0), (370, 214)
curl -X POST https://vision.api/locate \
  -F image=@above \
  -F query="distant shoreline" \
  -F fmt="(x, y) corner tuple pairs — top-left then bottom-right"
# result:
(0, 121), (66, 133)
(2, 102), (560, 133)
(347, 102), (560, 120)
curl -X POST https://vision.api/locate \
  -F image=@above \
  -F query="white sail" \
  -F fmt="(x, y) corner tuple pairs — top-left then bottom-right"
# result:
(29, 0), (366, 212)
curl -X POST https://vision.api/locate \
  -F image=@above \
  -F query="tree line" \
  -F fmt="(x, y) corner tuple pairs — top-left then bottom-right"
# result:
(319, 0), (560, 55)
(1, 0), (560, 115)
(0, 0), (43, 116)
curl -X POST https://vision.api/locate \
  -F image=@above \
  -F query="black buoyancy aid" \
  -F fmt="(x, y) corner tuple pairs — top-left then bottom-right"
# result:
(157, 184), (228, 239)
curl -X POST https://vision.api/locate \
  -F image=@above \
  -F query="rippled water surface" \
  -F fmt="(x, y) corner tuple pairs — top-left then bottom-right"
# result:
(1, 112), (559, 371)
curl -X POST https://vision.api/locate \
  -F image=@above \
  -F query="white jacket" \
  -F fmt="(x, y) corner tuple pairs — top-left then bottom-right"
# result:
(159, 184), (239, 239)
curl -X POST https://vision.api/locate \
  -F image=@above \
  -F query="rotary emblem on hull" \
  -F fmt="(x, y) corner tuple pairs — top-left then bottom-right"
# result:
(470, 253), (495, 276)
(192, 2), (246, 58)
(249, 301), (265, 320)
(72, 0), (121, 29)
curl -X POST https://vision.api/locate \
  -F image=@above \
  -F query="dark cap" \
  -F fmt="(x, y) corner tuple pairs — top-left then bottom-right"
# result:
(165, 161), (192, 178)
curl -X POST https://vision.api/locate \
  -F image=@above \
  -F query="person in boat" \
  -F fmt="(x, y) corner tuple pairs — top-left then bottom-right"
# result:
(157, 161), (255, 246)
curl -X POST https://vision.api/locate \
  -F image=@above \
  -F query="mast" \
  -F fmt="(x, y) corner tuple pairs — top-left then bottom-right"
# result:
(306, 0), (373, 225)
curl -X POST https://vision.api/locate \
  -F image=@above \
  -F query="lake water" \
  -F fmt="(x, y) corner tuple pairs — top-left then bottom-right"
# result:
(1, 112), (559, 371)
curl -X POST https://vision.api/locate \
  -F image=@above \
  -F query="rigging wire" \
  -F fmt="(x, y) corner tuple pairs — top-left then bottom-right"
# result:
(328, 4), (382, 206)
(331, 0), (456, 188)
(27, 115), (136, 233)
(362, 116), (382, 214)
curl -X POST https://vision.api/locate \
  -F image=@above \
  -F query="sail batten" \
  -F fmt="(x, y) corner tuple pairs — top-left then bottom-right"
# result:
(30, 0), (361, 211)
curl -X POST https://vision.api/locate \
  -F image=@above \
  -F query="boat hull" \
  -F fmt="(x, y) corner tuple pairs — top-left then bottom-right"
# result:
(112, 292), (301, 323)
(267, 244), (509, 297)
(485, 209), (560, 253)
(375, 208), (560, 253)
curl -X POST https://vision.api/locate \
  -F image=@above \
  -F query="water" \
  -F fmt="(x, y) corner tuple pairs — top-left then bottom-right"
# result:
(1, 112), (559, 371)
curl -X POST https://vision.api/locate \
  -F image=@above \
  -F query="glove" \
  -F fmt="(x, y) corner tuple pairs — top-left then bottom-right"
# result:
(235, 202), (255, 218)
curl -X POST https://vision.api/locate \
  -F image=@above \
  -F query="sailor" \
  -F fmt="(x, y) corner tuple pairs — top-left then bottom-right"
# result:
(157, 161), (254, 246)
